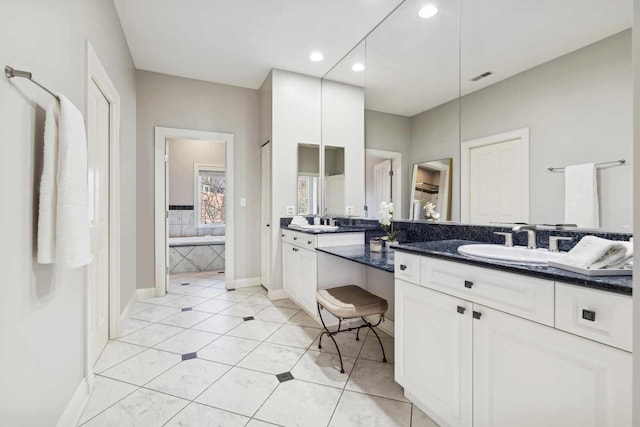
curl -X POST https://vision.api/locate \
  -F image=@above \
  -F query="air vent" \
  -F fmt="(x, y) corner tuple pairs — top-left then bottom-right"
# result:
(470, 71), (493, 82)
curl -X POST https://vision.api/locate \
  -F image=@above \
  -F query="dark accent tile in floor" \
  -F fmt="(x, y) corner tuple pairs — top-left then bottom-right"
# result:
(243, 316), (255, 321)
(227, 289), (236, 292)
(182, 352), (197, 361)
(276, 372), (294, 382)
(181, 282), (190, 286)
(182, 307), (193, 312)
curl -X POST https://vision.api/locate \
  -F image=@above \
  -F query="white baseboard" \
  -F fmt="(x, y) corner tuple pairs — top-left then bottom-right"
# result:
(267, 288), (288, 300)
(113, 290), (138, 338)
(136, 287), (157, 300)
(57, 377), (90, 427)
(228, 277), (261, 289)
(365, 315), (394, 337)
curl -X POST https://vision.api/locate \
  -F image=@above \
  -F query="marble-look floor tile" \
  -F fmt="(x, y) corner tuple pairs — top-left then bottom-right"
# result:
(238, 342), (305, 374)
(246, 420), (280, 427)
(287, 311), (320, 328)
(153, 329), (220, 354)
(346, 358), (407, 402)
(266, 324), (321, 349)
(159, 310), (213, 328)
(234, 285), (264, 295)
(312, 330), (365, 358)
(162, 295), (210, 308)
(119, 318), (152, 336)
(82, 388), (188, 427)
(255, 379), (341, 427)
(271, 298), (300, 309)
(193, 299), (237, 314)
(253, 306), (299, 323)
(329, 390), (411, 427)
(195, 367), (279, 417)
(189, 287), (227, 299)
(140, 293), (183, 305)
(198, 335), (260, 365)
(192, 314), (244, 334)
(145, 358), (230, 400)
(130, 305), (182, 322)
(220, 302), (268, 318)
(78, 376), (137, 424)
(165, 402), (249, 427)
(214, 291), (250, 302)
(129, 302), (155, 315)
(291, 349), (356, 388)
(242, 293), (273, 306)
(191, 278), (223, 287)
(92, 341), (146, 374)
(358, 335), (394, 363)
(412, 405), (440, 427)
(167, 283), (202, 295)
(117, 323), (184, 347)
(226, 319), (281, 341)
(101, 349), (181, 386)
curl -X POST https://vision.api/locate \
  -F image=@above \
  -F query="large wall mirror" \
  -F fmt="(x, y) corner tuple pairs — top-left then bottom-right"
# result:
(297, 143), (320, 215)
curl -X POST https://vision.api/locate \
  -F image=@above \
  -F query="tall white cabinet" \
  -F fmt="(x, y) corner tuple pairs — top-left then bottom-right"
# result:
(395, 254), (632, 427)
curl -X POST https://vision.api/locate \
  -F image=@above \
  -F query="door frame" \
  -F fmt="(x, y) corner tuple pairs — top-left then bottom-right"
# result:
(365, 149), (402, 218)
(84, 41), (121, 377)
(460, 127), (530, 223)
(154, 127), (235, 295)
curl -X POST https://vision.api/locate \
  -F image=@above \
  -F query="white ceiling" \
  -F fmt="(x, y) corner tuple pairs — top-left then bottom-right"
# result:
(113, 0), (403, 89)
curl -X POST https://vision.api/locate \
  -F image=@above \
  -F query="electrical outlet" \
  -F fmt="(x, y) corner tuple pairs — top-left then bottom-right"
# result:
(286, 205), (296, 215)
(345, 206), (354, 215)
(240, 198), (246, 207)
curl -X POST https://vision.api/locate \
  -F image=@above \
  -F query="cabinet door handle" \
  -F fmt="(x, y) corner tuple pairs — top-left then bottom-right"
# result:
(292, 247), (298, 252)
(473, 311), (482, 319)
(464, 280), (474, 289)
(399, 264), (407, 271)
(308, 241), (312, 245)
(582, 309), (596, 322)
(281, 234), (285, 237)
(293, 237), (298, 240)
(457, 306), (466, 314)
(266, 224), (270, 227)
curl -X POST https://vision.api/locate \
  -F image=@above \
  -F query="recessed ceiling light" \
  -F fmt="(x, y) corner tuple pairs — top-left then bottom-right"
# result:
(352, 63), (365, 72)
(418, 4), (438, 19)
(310, 52), (324, 62)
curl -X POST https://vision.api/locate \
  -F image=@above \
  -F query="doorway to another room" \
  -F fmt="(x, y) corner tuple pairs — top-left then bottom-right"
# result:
(365, 149), (402, 219)
(155, 128), (235, 295)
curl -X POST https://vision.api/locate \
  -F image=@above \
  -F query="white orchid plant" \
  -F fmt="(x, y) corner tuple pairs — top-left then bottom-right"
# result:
(378, 201), (397, 241)
(423, 201), (441, 221)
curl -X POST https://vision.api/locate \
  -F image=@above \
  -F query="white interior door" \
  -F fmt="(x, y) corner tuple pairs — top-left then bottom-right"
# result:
(261, 143), (272, 288)
(462, 128), (529, 224)
(373, 159), (392, 218)
(87, 80), (110, 366)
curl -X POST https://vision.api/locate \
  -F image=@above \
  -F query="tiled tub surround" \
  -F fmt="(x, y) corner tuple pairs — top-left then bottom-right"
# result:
(169, 243), (225, 274)
(79, 271), (439, 427)
(169, 206), (225, 238)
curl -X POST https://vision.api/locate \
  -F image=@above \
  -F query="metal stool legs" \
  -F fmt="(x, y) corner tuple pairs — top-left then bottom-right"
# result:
(317, 303), (345, 373)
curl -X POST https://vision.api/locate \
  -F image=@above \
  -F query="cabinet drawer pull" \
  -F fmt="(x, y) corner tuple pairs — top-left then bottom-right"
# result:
(457, 306), (466, 314)
(282, 234), (285, 237)
(582, 309), (596, 322)
(293, 237), (298, 240)
(464, 280), (474, 289)
(308, 241), (312, 245)
(400, 264), (407, 271)
(292, 247), (298, 252)
(473, 311), (482, 319)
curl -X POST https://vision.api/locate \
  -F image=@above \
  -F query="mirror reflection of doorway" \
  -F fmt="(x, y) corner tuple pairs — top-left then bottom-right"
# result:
(365, 149), (402, 219)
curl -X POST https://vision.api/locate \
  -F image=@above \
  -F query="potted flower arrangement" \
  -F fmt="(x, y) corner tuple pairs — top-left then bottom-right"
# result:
(378, 201), (397, 246)
(423, 201), (441, 221)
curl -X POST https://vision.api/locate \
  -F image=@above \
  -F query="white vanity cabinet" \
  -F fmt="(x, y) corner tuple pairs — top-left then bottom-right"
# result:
(395, 254), (632, 427)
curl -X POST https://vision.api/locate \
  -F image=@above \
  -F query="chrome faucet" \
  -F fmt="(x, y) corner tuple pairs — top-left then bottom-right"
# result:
(512, 224), (537, 249)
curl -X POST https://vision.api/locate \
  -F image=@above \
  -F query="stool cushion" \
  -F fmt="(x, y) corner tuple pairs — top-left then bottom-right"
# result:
(316, 285), (388, 319)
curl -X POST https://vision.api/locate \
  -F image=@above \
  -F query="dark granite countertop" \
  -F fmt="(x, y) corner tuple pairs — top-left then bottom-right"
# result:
(282, 225), (368, 235)
(393, 240), (632, 295)
(316, 244), (395, 273)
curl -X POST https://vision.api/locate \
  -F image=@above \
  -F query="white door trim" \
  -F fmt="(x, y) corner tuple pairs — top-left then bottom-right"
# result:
(84, 41), (121, 378)
(154, 127), (235, 295)
(460, 127), (530, 223)
(365, 148), (403, 218)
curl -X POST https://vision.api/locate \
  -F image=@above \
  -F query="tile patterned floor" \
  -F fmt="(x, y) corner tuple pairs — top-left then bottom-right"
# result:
(79, 271), (440, 427)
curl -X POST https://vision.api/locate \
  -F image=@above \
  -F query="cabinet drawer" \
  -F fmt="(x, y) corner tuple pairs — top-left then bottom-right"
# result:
(421, 257), (554, 326)
(555, 283), (632, 352)
(281, 229), (316, 248)
(395, 252), (421, 284)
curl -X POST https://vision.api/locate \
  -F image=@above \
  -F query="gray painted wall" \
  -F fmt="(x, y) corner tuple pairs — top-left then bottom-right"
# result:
(410, 30), (632, 230)
(632, 0), (639, 422)
(136, 70), (260, 288)
(168, 138), (226, 206)
(0, 0), (136, 424)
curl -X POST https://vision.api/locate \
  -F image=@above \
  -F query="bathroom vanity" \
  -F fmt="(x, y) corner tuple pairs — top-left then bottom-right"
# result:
(393, 240), (632, 427)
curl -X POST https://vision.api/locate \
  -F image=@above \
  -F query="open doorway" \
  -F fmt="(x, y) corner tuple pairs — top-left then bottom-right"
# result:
(155, 128), (235, 295)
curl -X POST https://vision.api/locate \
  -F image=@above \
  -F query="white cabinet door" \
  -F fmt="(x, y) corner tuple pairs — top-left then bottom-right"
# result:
(395, 280), (472, 427)
(297, 247), (318, 314)
(473, 305), (632, 427)
(282, 243), (298, 301)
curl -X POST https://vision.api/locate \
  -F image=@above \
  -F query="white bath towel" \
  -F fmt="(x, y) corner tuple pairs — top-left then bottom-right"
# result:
(564, 163), (599, 228)
(563, 236), (628, 270)
(37, 95), (91, 269)
(291, 215), (310, 227)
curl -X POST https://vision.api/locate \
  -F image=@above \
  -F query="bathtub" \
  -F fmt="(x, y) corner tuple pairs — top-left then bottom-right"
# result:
(169, 235), (226, 273)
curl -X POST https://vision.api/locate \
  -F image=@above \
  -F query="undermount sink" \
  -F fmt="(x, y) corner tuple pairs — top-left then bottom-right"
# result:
(457, 244), (566, 265)
(289, 224), (339, 232)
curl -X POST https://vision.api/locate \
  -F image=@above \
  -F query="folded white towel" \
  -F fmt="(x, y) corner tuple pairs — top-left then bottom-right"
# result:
(563, 236), (629, 270)
(564, 163), (599, 228)
(291, 215), (310, 227)
(37, 95), (92, 269)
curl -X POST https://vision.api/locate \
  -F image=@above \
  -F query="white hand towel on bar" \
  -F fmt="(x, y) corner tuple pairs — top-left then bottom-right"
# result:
(564, 163), (599, 228)
(37, 95), (92, 269)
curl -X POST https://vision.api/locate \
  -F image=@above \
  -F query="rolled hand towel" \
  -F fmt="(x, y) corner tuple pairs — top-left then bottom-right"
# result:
(291, 216), (310, 226)
(563, 236), (629, 270)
